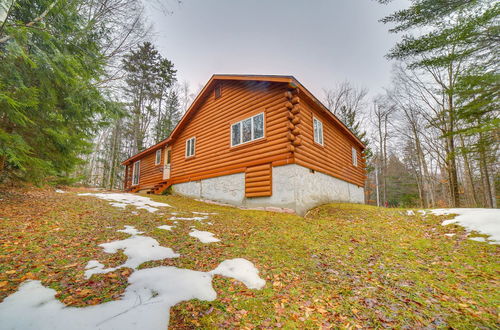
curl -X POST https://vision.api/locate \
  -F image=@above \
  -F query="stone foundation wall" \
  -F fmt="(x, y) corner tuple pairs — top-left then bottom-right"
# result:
(172, 164), (364, 215)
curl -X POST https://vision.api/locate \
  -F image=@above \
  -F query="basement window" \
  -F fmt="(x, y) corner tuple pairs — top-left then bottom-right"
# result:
(352, 147), (358, 167)
(185, 137), (196, 158)
(313, 117), (324, 146)
(231, 113), (265, 147)
(132, 161), (140, 186)
(155, 149), (161, 165)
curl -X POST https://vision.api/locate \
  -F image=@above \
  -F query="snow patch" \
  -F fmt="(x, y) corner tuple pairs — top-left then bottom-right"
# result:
(189, 229), (220, 243)
(469, 236), (486, 242)
(0, 258), (265, 329)
(78, 193), (170, 213)
(55, 189), (65, 193)
(99, 236), (179, 270)
(84, 226), (179, 278)
(157, 225), (174, 231)
(430, 208), (500, 244)
(210, 258), (266, 289)
(117, 225), (143, 236)
(169, 216), (208, 221)
(444, 233), (455, 237)
(406, 210), (415, 216)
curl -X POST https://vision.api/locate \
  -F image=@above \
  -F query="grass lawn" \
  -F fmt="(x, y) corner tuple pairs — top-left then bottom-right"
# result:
(0, 188), (498, 328)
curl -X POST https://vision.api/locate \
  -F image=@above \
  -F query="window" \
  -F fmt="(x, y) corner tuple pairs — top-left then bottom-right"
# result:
(215, 84), (221, 99)
(166, 149), (171, 164)
(155, 149), (161, 165)
(132, 161), (140, 186)
(185, 137), (196, 158)
(352, 147), (358, 167)
(231, 113), (264, 147)
(313, 117), (324, 145)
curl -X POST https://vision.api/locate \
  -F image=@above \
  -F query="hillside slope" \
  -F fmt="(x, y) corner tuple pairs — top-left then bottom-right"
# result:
(0, 188), (498, 328)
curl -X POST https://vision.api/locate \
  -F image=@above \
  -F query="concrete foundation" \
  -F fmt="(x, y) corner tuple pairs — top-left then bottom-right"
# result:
(172, 164), (364, 215)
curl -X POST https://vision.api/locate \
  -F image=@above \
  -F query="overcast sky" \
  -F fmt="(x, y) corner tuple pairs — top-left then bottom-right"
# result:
(147, 0), (407, 100)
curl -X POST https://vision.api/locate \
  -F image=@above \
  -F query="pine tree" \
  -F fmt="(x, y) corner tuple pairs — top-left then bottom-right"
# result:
(122, 42), (176, 152)
(0, 0), (120, 184)
(378, 0), (499, 207)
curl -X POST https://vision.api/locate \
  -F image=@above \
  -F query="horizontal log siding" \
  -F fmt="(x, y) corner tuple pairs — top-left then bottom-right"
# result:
(295, 97), (365, 187)
(245, 163), (272, 197)
(136, 148), (164, 189)
(169, 81), (292, 186)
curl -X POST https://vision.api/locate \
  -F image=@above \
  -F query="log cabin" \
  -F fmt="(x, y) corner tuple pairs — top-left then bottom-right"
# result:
(121, 74), (366, 215)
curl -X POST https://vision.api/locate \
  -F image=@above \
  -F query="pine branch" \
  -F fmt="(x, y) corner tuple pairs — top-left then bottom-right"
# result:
(0, 0), (59, 44)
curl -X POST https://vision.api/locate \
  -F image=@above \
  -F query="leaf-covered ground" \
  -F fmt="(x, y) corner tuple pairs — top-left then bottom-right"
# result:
(0, 187), (498, 328)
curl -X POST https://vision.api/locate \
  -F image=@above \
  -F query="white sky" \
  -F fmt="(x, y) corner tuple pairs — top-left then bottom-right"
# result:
(147, 0), (407, 99)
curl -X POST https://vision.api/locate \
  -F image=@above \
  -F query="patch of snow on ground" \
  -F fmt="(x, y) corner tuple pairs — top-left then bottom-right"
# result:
(189, 229), (220, 243)
(84, 226), (179, 278)
(99, 236), (179, 270)
(430, 208), (500, 244)
(210, 258), (266, 289)
(157, 225), (174, 231)
(110, 202), (127, 208)
(0, 258), (265, 329)
(169, 216), (208, 221)
(84, 260), (110, 279)
(55, 189), (65, 193)
(78, 193), (170, 213)
(444, 233), (455, 237)
(406, 210), (415, 215)
(418, 210), (427, 215)
(117, 225), (143, 235)
(469, 236), (487, 242)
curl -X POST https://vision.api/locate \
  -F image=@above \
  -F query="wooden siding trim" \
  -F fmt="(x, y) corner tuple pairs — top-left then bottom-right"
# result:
(245, 163), (272, 197)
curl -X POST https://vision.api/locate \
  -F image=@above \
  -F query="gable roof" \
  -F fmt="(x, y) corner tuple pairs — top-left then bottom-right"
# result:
(122, 74), (365, 165)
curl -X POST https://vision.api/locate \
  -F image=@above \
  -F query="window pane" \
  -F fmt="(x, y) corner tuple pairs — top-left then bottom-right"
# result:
(242, 118), (252, 143)
(231, 123), (241, 146)
(313, 119), (319, 143)
(253, 114), (264, 139)
(313, 119), (317, 142)
(319, 122), (323, 144)
(186, 140), (191, 157)
(191, 139), (195, 156)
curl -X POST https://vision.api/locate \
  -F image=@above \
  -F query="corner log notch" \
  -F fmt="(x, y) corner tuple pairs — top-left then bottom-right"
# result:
(285, 88), (302, 153)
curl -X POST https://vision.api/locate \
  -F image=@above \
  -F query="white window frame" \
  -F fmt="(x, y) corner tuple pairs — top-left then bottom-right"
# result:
(155, 149), (162, 165)
(132, 161), (140, 186)
(185, 137), (196, 158)
(230, 112), (265, 147)
(352, 147), (358, 167)
(313, 117), (324, 146)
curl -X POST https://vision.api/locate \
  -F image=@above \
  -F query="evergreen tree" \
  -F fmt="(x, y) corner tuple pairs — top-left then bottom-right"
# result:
(122, 42), (176, 152)
(0, 0), (119, 184)
(155, 90), (181, 142)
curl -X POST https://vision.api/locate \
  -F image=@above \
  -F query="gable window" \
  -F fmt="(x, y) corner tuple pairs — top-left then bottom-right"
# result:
(313, 117), (324, 145)
(231, 113), (264, 147)
(215, 84), (222, 99)
(185, 137), (196, 158)
(132, 161), (140, 186)
(155, 149), (162, 165)
(352, 147), (358, 167)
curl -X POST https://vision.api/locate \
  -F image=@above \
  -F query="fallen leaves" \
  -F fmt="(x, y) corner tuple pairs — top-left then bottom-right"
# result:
(0, 187), (498, 329)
